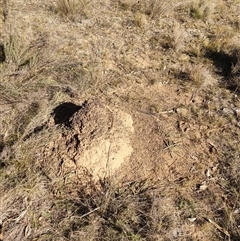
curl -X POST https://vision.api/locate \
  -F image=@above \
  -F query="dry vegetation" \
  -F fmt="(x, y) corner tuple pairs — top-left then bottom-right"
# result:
(0, 0), (240, 240)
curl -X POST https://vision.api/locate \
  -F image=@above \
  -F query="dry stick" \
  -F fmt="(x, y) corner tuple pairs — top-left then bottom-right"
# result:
(79, 207), (100, 219)
(163, 142), (181, 151)
(106, 143), (111, 169)
(203, 217), (230, 238)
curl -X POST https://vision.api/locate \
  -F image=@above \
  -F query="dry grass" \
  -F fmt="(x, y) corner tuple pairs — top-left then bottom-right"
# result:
(53, 0), (91, 22)
(145, 0), (177, 19)
(190, 0), (216, 20)
(0, 0), (240, 240)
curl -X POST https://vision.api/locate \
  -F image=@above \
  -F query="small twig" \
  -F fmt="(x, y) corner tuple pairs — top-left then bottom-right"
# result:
(106, 143), (111, 168)
(14, 210), (27, 223)
(163, 142), (181, 151)
(79, 207), (100, 219)
(0, 102), (21, 105)
(203, 217), (230, 237)
(158, 109), (174, 114)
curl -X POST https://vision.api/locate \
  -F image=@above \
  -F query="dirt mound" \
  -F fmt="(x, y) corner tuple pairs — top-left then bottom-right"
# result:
(42, 98), (134, 180)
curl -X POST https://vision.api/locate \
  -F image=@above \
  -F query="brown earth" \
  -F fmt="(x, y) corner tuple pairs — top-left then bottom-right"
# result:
(0, 0), (240, 240)
(40, 98), (134, 181)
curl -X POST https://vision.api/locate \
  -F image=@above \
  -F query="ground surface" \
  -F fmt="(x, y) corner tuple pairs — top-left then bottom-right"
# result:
(0, 0), (240, 240)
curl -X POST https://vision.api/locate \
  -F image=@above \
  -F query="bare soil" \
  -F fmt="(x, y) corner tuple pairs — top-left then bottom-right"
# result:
(0, 0), (240, 240)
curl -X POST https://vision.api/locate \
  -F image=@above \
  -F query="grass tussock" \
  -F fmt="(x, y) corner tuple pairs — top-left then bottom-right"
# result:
(119, 0), (177, 19)
(190, 0), (216, 20)
(204, 47), (240, 93)
(54, 0), (91, 21)
(145, 0), (176, 19)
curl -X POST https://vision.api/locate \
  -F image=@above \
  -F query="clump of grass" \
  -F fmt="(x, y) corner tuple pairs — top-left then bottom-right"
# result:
(26, 170), (171, 240)
(145, 0), (175, 19)
(16, 102), (40, 136)
(204, 46), (240, 93)
(72, 178), (156, 240)
(3, 35), (53, 85)
(54, 0), (90, 22)
(118, 1), (132, 11)
(133, 12), (147, 28)
(149, 22), (185, 52)
(176, 196), (196, 219)
(119, 0), (176, 19)
(204, 29), (235, 54)
(1, 101), (40, 149)
(160, 34), (176, 50)
(190, 0), (215, 20)
(173, 64), (207, 87)
(4, 35), (27, 67)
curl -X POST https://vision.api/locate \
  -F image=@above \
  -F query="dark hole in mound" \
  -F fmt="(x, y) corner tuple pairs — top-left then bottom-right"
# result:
(52, 102), (81, 125)
(204, 50), (238, 77)
(0, 159), (5, 169)
(174, 71), (193, 82)
(205, 49), (240, 94)
(227, 83), (240, 94)
(0, 136), (4, 153)
(0, 144), (4, 154)
(0, 44), (6, 63)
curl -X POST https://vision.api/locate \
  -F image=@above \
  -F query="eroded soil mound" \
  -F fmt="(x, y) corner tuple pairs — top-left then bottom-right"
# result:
(42, 98), (134, 180)
(1, 0), (240, 240)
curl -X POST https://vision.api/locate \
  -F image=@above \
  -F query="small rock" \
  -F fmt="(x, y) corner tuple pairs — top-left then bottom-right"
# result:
(234, 209), (240, 214)
(172, 228), (184, 238)
(188, 217), (196, 222)
(235, 109), (240, 117)
(222, 107), (234, 115)
(179, 54), (190, 61)
(176, 107), (188, 116)
(205, 169), (211, 178)
(177, 120), (190, 132)
(199, 183), (208, 191)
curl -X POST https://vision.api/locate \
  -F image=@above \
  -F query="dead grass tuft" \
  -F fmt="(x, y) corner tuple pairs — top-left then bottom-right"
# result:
(204, 47), (240, 93)
(73, 178), (156, 240)
(54, 0), (91, 22)
(145, 0), (175, 19)
(118, 0), (177, 19)
(190, 0), (216, 20)
(1, 0), (240, 240)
